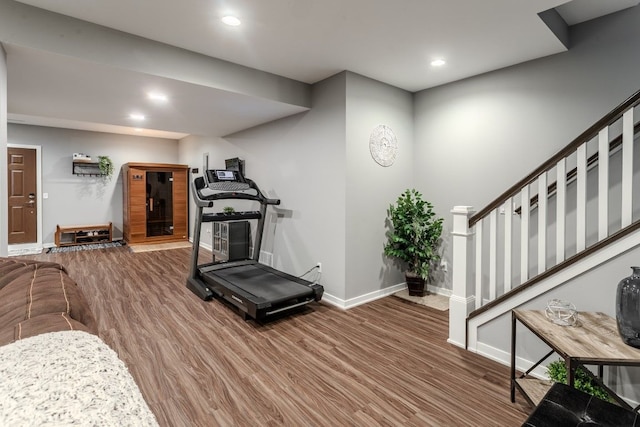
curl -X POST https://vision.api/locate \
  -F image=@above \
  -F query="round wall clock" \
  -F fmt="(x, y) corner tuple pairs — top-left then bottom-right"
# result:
(369, 124), (398, 167)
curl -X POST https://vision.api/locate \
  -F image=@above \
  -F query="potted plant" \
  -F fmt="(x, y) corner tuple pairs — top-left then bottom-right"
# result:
(98, 155), (114, 180)
(546, 359), (612, 402)
(222, 206), (236, 215)
(384, 189), (443, 296)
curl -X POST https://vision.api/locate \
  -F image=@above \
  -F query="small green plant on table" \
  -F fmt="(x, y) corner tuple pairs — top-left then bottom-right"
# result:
(547, 359), (612, 402)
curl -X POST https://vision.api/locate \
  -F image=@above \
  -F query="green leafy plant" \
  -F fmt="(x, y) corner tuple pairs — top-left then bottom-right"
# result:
(384, 189), (443, 280)
(546, 359), (612, 402)
(98, 155), (114, 179)
(222, 206), (236, 214)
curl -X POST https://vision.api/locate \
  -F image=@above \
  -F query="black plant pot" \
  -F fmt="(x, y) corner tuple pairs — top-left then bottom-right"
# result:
(405, 273), (427, 297)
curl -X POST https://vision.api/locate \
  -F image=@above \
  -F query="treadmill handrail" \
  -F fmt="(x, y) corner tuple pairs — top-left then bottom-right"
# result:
(191, 171), (278, 264)
(191, 176), (214, 208)
(194, 175), (280, 206)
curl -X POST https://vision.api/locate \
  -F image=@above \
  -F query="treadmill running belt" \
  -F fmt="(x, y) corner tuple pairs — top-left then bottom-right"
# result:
(211, 264), (313, 303)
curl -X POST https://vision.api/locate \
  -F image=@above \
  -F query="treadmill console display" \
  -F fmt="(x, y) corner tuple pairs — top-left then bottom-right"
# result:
(216, 170), (235, 180)
(206, 169), (244, 183)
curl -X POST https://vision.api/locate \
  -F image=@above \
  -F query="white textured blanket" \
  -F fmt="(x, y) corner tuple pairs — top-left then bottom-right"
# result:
(0, 330), (158, 426)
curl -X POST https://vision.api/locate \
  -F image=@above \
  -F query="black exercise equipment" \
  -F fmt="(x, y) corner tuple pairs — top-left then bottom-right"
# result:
(187, 168), (323, 320)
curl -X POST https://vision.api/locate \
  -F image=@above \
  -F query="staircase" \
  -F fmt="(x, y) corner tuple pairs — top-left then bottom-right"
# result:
(448, 89), (640, 353)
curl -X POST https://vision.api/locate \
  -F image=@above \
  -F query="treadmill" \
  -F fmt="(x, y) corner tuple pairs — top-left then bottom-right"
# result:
(187, 168), (324, 320)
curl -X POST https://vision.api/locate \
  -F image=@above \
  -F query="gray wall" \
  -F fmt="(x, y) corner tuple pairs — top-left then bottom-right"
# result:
(179, 73), (347, 300)
(412, 5), (640, 397)
(415, 6), (640, 291)
(344, 72), (413, 300)
(178, 71), (416, 304)
(8, 124), (179, 244)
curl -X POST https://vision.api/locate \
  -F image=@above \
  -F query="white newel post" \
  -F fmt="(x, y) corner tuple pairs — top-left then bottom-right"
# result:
(448, 206), (476, 348)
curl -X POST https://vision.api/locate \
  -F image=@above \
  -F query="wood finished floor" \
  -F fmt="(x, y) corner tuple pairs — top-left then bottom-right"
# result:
(24, 247), (530, 426)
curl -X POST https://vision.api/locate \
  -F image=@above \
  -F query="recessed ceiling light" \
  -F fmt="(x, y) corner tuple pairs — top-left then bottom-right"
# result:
(222, 15), (241, 26)
(129, 113), (146, 121)
(147, 92), (168, 102)
(431, 59), (446, 67)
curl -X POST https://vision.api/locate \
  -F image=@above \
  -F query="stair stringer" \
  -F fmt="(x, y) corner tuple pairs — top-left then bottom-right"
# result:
(466, 228), (640, 371)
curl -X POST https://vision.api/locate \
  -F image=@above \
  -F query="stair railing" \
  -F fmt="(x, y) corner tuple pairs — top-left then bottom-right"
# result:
(448, 89), (640, 348)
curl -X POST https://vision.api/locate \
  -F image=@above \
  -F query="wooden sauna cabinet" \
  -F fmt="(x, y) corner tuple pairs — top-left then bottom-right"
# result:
(122, 163), (189, 244)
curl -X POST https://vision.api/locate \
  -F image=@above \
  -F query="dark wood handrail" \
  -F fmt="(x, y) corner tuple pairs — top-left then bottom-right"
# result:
(466, 218), (640, 322)
(515, 121), (640, 214)
(469, 88), (640, 227)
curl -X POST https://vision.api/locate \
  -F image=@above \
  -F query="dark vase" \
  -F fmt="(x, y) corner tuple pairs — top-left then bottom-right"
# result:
(616, 267), (640, 348)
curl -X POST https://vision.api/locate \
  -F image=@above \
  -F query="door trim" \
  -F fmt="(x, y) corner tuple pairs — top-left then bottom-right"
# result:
(7, 143), (42, 255)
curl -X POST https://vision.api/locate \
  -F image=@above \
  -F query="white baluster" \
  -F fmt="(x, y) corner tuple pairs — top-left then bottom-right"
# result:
(556, 158), (566, 264)
(598, 127), (609, 240)
(577, 143), (587, 252)
(538, 173), (547, 274)
(520, 185), (529, 284)
(622, 108), (634, 227)
(489, 209), (497, 301)
(475, 219), (483, 309)
(504, 198), (512, 292)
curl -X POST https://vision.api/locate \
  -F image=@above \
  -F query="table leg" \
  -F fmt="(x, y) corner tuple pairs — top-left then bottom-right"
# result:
(567, 358), (575, 387)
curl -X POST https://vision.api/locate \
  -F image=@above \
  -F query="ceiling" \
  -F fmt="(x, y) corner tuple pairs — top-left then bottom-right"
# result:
(4, 0), (639, 139)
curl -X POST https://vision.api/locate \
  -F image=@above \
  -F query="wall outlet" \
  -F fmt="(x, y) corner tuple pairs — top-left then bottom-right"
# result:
(317, 262), (322, 273)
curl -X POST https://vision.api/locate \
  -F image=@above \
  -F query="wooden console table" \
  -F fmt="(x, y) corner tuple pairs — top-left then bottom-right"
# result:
(510, 309), (640, 410)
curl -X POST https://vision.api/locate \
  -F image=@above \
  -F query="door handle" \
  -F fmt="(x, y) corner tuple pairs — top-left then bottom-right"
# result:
(25, 200), (35, 205)
(28, 193), (35, 199)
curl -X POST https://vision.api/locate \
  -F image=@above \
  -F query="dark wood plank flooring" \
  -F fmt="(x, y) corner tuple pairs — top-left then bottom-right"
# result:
(23, 246), (530, 426)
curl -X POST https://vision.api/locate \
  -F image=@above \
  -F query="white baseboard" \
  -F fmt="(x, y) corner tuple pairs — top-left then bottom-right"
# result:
(321, 283), (406, 310)
(322, 283), (451, 310)
(473, 342), (549, 380)
(8, 244), (44, 256)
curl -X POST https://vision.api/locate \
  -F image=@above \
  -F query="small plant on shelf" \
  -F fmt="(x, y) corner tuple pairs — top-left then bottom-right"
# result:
(546, 359), (612, 402)
(222, 206), (236, 215)
(98, 155), (114, 180)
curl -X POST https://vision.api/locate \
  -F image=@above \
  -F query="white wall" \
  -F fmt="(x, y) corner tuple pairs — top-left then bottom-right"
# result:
(0, 45), (7, 256)
(179, 73), (347, 301)
(8, 124), (179, 244)
(344, 72), (414, 300)
(415, 6), (640, 292)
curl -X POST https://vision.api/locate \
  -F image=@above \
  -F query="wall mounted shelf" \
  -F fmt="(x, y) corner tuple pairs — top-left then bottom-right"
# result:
(72, 160), (105, 176)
